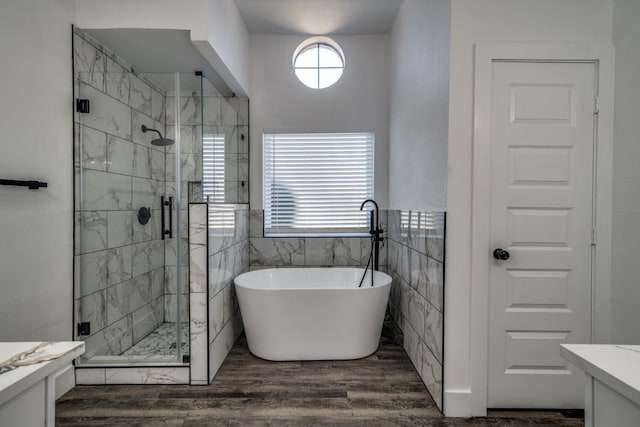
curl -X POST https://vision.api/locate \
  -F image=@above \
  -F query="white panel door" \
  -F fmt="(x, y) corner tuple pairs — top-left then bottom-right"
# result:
(488, 61), (596, 408)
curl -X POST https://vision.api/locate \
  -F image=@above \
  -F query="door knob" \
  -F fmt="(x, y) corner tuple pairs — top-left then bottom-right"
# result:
(493, 248), (510, 261)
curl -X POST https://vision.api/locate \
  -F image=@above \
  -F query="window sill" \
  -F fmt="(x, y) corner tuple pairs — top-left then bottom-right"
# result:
(264, 232), (371, 239)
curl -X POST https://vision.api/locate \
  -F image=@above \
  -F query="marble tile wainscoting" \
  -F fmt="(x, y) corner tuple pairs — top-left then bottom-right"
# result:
(387, 210), (445, 410)
(248, 210), (388, 269)
(73, 29), (168, 361)
(189, 203), (249, 384)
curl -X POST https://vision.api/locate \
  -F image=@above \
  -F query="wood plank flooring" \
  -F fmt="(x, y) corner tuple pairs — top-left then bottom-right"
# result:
(56, 323), (584, 426)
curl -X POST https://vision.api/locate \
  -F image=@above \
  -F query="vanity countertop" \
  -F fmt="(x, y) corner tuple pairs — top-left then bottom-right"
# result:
(0, 341), (84, 406)
(560, 344), (640, 406)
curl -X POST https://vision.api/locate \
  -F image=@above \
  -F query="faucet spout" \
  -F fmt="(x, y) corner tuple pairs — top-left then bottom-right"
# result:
(360, 198), (379, 230)
(360, 198), (379, 214)
(360, 199), (383, 271)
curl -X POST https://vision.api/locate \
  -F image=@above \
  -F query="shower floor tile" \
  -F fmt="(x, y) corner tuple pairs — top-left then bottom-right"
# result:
(121, 323), (189, 357)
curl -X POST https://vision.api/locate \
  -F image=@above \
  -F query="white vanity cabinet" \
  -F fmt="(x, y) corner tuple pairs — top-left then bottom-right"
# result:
(0, 342), (84, 427)
(561, 344), (640, 427)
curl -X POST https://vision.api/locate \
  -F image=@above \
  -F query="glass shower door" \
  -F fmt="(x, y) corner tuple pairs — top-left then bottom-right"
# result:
(73, 33), (199, 366)
(162, 71), (205, 363)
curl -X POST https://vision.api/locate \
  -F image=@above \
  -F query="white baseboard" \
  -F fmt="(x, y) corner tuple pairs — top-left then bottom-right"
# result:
(444, 389), (478, 417)
(54, 365), (75, 400)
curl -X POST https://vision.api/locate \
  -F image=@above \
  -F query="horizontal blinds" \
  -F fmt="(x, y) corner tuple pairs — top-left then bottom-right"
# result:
(202, 133), (234, 234)
(264, 132), (374, 235)
(208, 204), (236, 237)
(202, 134), (225, 203)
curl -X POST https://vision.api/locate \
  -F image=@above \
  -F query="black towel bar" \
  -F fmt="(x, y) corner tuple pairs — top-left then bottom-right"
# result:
(0, 179), (48, 190)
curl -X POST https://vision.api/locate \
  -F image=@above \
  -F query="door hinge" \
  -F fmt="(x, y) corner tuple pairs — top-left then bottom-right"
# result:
(594, 96), (600, 115)
(77, 322), (91, 336)
(76, 98), (90, 114)
(591, 228), (597, 246)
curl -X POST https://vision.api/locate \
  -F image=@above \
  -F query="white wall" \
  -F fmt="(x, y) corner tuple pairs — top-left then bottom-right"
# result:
(74, 0), (207, 37)
(389, 0), (450, 211)
(74, 0), (251, 96)
(445, 0), (612, 416)
(249, 34), (390, 209)
(0, 0), (76, 341)
(205, 0), (250, 96)
(611, 0), (640, 345)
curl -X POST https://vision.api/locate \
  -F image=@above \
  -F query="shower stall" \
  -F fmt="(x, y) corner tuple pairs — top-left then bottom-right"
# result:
(72, 29), (249, 380)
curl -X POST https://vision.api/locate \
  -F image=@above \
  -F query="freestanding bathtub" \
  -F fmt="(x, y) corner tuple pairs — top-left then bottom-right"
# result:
(234, 267), (392, 361)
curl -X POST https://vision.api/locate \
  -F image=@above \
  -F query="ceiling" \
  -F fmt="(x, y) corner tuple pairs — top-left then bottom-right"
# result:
(234, 0), (403, 35)
(85, 29), (232, 94)
(82, 1), (403, 95)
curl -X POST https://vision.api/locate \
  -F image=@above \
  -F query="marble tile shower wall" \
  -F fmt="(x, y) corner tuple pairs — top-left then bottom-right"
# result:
(188, 204), (207, 384)
(225, 98), (250, 205)
(189, 204), (249, 383)
(73, 30), (167, 359)
(165, 88), (248, 204)
(163, 89), (249, 322)
(163, 89), (202, 324)
(248, 210), (387, 269)
(193, 95), (249, 204)
(386, 210), (445, 410)
(208, 207), (249, 380)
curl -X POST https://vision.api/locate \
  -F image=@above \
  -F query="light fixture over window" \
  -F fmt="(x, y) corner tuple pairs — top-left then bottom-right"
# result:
(293, 37), (345, 89)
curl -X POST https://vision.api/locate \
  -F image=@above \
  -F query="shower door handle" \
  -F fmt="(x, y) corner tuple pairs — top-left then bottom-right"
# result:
(161, 196), (173, 240)
(167, 197), (173, 238)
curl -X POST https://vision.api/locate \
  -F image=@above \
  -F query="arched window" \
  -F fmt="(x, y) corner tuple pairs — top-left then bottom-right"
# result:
(293, 37), (345, 89)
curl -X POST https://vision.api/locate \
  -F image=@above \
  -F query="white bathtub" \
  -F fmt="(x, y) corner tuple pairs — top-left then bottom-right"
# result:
(234, 267), (392, 361)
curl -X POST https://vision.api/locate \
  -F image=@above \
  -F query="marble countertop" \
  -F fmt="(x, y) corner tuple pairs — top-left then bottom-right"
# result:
(561, 344), (640, 406)
(0, 342), (84, 406)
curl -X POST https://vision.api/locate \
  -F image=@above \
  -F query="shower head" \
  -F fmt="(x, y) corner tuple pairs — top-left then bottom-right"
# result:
(141, 125), (174, 146)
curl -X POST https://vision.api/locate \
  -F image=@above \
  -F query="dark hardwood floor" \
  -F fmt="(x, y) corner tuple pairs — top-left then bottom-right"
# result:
(56, 323), (584, 426)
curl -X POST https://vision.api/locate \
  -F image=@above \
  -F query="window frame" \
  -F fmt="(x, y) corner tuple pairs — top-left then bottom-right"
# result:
(292, 36), (345, 90)
(262, 131), (375, 238)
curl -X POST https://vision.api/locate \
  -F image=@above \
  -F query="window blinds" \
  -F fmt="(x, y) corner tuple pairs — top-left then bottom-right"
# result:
(263, 132), (374, 236)
(202, 133), (234, 235)
(202, 133), (225, 203)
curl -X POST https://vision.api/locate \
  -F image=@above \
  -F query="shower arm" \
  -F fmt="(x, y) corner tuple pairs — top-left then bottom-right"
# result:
(141, 124), (164, 139)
